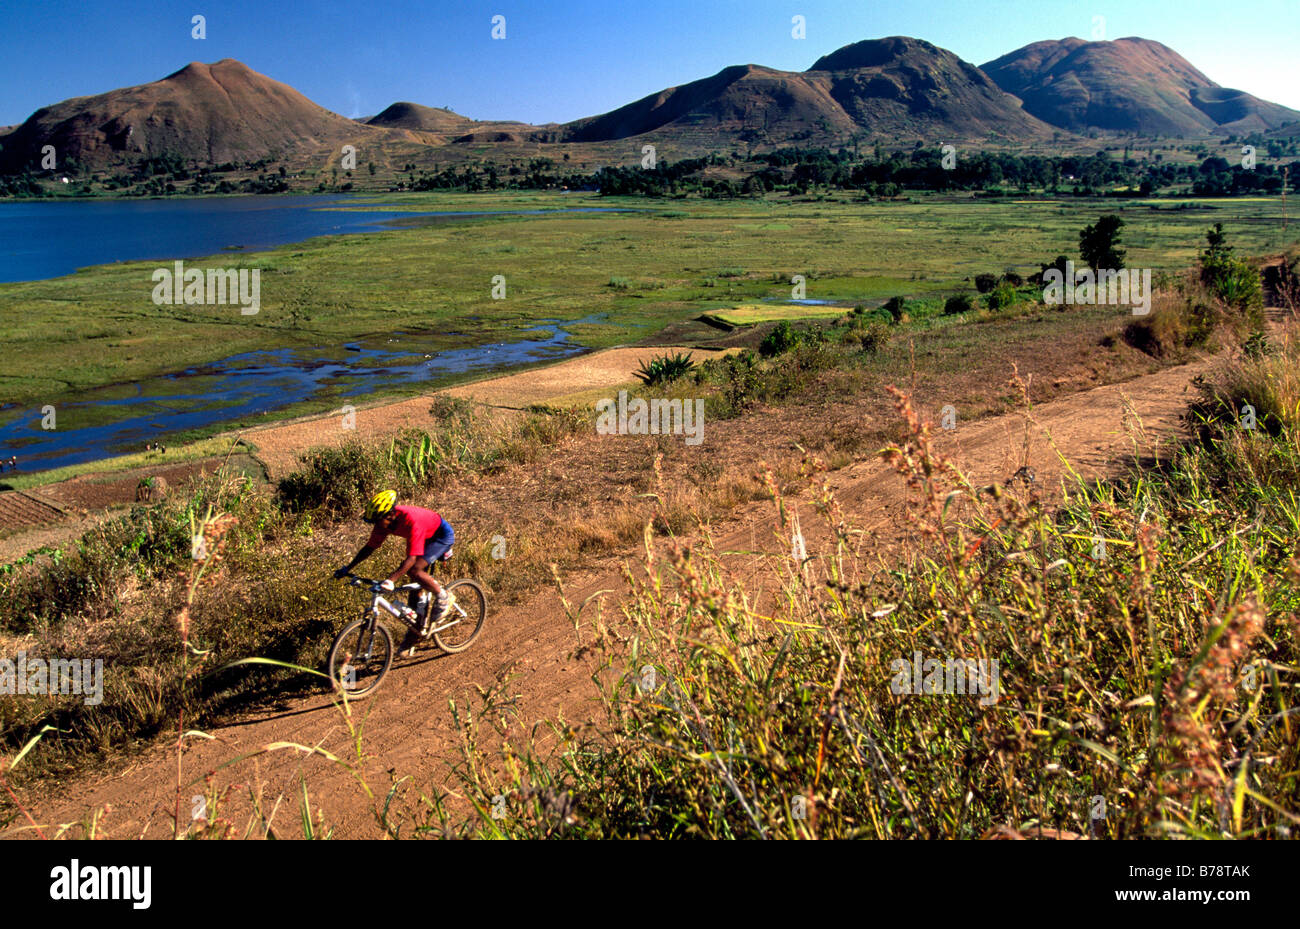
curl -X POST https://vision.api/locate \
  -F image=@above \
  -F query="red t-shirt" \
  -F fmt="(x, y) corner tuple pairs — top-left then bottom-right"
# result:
(366, 505), (442, 560)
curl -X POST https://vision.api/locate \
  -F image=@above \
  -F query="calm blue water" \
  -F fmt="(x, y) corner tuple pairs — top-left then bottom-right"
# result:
(0, 317), (600, 473)
(0, 195), (620, 283)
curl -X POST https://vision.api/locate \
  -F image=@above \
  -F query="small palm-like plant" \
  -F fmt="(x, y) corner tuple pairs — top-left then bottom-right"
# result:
(634, 351), (696, 386)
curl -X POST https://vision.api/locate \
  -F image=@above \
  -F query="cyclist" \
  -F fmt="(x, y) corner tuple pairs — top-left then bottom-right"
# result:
(334, 491), (456, 636)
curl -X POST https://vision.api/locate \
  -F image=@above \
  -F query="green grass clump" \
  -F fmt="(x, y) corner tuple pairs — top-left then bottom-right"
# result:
(844, 321), (892, 354)
(985, 281), (1019, 311)
(1188, 327), (1300, 442)
(1200, 223), (1264, 318)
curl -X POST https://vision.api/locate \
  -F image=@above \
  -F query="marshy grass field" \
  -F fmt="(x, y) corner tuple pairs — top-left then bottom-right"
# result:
(0, 191), (1292, 442)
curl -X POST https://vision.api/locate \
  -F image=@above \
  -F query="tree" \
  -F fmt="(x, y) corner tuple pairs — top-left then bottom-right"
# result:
(1033, 255), (1070, 286)
(1199, 223), (1262, 313)
(1079, 214), (1126, 271)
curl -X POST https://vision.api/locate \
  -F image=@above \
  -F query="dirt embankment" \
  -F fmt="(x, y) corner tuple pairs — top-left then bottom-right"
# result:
(0, 346), (728, 561)
(244, 346), (735, 480)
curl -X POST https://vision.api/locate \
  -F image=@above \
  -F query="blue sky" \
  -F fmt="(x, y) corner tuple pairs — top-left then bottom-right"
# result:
(1, 0), (1296, 126)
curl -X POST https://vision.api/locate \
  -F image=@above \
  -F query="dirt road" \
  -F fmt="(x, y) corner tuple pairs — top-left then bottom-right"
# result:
(17, 353), (1215, 839)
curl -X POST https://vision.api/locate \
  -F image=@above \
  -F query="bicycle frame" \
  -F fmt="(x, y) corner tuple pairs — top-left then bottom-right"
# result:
(345, 574), (466, 640)
(370, 586), (418, 623)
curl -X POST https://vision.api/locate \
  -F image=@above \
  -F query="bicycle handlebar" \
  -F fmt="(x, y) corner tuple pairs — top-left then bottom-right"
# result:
(338, 572), (421, 593)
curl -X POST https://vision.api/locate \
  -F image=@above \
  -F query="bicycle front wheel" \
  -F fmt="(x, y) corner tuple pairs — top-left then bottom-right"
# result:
(433, 579), (487, 653)
(328, 616), (394, 697)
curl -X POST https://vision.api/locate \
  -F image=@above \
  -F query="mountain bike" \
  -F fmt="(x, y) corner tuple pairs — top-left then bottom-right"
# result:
(327, 572), (487, 697)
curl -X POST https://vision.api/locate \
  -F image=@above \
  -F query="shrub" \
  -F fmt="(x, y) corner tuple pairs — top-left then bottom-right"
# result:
(986, 281), (1018, 312)
(717, 350), (761, 414)
(134, 475), (169, 503)
(883, 296), (907, 323)
(278, 442), (387, 516)
(974, 273), (998, 294)
(1033, 255), (1070, 286)
(1262, 255), (1300, 312)
(429, 394), (475, 426)
(943, 293), (975, 316)
(1079, 214), (1126, 270)
(848, 321), (892, 354)
(760, 320), (802, 357)
(1122, 291), (1221, 358)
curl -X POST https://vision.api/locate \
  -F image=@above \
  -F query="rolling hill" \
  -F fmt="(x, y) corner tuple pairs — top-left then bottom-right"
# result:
(981, 37), (1300, 136)
(364, 100), (545, 145)
(364, 101), (476, 134)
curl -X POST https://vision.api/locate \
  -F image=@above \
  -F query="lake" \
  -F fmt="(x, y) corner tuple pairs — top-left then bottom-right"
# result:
(0, 194), (618, 283)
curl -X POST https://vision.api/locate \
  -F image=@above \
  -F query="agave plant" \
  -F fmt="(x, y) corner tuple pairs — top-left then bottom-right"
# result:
(634, 351), (696, 386)
(388, 430), (442, 486)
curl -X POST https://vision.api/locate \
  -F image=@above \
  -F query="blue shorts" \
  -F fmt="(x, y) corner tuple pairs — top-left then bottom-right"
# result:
(421, 520), (454, 563)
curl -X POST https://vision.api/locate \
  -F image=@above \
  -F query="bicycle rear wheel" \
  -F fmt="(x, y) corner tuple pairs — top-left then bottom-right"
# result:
(432, 579), (487, 653)
(328, 616), (393, 697)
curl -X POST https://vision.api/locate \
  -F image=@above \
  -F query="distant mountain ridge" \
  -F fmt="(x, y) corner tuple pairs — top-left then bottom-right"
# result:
(1, 35), (1295, 175)
(981, 37), (1300, 135)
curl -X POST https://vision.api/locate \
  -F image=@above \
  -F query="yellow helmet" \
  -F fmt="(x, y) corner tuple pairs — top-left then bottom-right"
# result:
(363, 490), (397, 523)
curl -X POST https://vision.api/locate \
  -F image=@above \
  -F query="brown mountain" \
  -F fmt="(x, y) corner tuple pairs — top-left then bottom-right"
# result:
(561, 64), (856, 142)
(563, 37), (1054, 143)
(981, 37), (1300, 136)
(806, 37), (1052, 138)
(0, 58), (376, 171)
